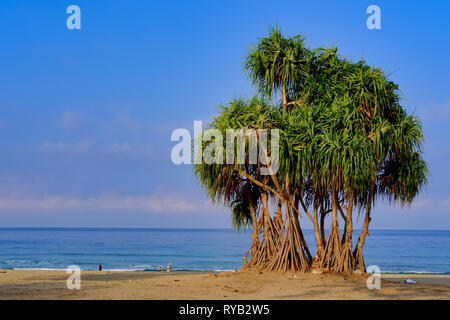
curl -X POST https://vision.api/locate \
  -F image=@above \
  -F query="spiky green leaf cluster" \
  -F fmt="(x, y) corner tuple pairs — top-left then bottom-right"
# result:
(194, 27), (428, 230)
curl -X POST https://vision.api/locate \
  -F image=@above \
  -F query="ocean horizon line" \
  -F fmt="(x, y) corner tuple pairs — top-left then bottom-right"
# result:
(0, 227), (449, 231)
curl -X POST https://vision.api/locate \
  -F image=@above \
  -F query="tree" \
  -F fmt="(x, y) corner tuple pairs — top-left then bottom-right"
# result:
(193, 27), (428, 275)
(244, 26), (311, 112)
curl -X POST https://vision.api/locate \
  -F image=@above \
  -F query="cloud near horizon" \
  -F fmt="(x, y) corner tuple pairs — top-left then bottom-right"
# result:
(0, 193), (224, 214)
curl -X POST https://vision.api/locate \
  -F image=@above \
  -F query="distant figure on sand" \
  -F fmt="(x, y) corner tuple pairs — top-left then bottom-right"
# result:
(167, 263), (172, 272)
(157, 266), (162, 272)
(98, 264), (102, 271)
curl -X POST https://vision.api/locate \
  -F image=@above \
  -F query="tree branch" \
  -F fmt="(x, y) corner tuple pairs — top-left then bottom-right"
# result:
(235, 165), (284, 200)
(298, 195), (314, 222)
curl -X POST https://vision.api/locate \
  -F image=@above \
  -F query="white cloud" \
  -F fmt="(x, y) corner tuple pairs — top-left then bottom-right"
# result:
(37, 140), (92, 153)
(58, 110), (80, 129)
(382, 196), (450, 213)
(108, 143), (131, 152)
(104, 143), (166, 161)
(0, 193), (222, 214)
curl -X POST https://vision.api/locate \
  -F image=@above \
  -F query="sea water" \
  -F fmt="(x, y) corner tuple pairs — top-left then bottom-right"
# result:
(0, 228), (448, 274)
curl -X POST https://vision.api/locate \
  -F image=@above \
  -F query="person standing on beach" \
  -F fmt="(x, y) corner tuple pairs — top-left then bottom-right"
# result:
(98, 264), (102, 271)
(166, 263), (172, 272)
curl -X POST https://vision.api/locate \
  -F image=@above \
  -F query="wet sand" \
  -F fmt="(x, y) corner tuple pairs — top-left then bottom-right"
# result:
(0, 269), (449, 300)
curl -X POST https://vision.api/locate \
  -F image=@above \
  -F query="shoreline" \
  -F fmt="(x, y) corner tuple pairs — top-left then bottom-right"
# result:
(0, 269), (449, 300)
(6, 267), (449, 275)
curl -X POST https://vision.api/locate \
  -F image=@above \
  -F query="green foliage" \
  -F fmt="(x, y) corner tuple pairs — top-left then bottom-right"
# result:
(194, 26), (428, 230)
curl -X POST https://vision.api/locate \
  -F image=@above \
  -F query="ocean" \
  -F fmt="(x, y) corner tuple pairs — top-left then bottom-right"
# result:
(0, 228), (448, 274)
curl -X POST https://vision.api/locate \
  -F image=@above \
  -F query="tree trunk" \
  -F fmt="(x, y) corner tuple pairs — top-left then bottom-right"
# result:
(336, 192), (355, 274)
(273, 199), (284, 241)
(266, 200), (310, 272)
(320, 191), (342, 271)
(353, 184), (374, 273)
(319, 207), (327, 246)
(248, 202), (260, 266)
(292, 193), (312, 263)
(312, 201), (324, 263)
(255, 192), (279, 267)
(282, 86), (288, 112)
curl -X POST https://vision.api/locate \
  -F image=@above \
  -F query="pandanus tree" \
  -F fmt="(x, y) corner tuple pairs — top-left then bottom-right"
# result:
(193, 27), (428, 275)
(244, 26), (311, 111)
(194, 97), (280, 265)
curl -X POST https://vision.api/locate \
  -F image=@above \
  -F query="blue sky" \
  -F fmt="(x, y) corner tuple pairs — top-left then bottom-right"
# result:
(0, 0), (449, 229)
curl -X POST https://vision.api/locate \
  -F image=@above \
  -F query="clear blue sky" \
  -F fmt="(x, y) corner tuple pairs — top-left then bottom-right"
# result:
(0, 0), (449, 229)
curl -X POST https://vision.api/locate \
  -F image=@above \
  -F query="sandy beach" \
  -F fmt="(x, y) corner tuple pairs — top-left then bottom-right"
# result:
(0, 269), (449, 300)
